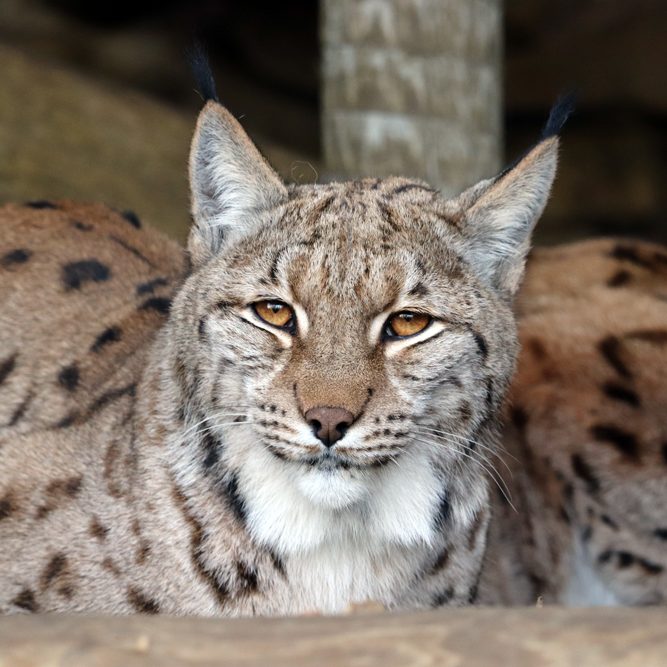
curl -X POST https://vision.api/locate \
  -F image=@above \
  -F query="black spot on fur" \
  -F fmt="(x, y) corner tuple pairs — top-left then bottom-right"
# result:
(467, 578), (480, 604)
(571, 454), (600, 494)
(136, 542), (151, 565)
(636, 557), (664, 575)
(268, 549), (286, 577)
(653, 528), (667, 540)
(136, 277), (168, 295)
(62, 260), (110, 290)
(601, 514), (619, 530)
(602, 382), (640, 407)
(26, 200), (57, 209)
(662, 443), (667, 465)
(223, 473), (247, 525)
(526, 337), (548, 361)
(121, 210), (141, 228)
(198, 317), (207, 340)
(607, 270), (632, 287)
(268, 248), (285, 284)
(591, 424), (640, 461)
(611, 245), (654, 270)
(54, 411), (79, 429)
(171, 483), (230, 606)
(581, 525), (593, 542)
(433, 490), (451, 531)
(58, 585), (75, 599)
(109, 234), (154, 267)
(377, 200), (401, 232)
(63, 477), (82, 496)
(392, 183), (435, 196)
(90, 517), (109, 540)
(0, 353), (17, 386)
(471, 330), (488, 360)
(484, 377), (494, 411)
(236, 561), (259, 592)
(603, 551), (664, 575)
(91, 326), (122, 353)
(12, 588), (38, 612)
(201, 432), (221, 469)
(89, 383), (136, 415)
(528, 573), (548, 597)
(429, 547), (450, 574)
(1, 249), (31, 267)
(618, 551), (635, 568)
(71, 220), (93, 231)
(598, 550), (613, 565)
(127, 587), (160, 614)
(626, 329), (667, 346)
(408, 282), (428, 297)
(511, 406), (528, 430)
(432, 587), (454, 607)
(57, 364), (79, 392)
(41, 554), (67, 589)
(0, 494), (15, 520)
(9, 391), (33, 426)
(139, 297), (171, 315)
(598, 336), (631, 379)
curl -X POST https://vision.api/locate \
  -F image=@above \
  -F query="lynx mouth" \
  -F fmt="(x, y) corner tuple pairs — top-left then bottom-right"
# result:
(262, 436), (399, 470)
(304, 449), (398, 471)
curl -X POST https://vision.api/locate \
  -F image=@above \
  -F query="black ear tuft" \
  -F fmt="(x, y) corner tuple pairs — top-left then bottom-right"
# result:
(187, 41), (219, 103)
(541, 91), (576, 139)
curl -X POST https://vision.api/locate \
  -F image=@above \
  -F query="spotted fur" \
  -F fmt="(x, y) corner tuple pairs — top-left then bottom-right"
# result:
(2, 97), (655, 616)
(481, 239), (667, 606)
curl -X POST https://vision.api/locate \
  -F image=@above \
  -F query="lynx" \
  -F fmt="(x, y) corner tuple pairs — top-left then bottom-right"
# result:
(1, 65), (664, 614)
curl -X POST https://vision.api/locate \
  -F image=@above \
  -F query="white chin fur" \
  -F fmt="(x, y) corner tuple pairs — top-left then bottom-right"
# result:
(295, 467), (369, 509)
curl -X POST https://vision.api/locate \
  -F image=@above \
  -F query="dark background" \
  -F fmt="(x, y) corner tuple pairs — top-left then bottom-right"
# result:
(0, 0), (665, 244)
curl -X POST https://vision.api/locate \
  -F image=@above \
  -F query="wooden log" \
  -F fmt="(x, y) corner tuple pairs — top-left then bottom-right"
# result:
(0, 607), (666, 666)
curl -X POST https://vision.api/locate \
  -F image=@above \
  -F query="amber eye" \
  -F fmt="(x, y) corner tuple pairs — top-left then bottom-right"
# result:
(253, 300), (296, 331)
(384, 311), (432, 339)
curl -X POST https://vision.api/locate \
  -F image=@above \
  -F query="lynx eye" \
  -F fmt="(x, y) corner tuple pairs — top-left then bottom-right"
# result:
(384, 311), (432, 339)
(253, 300), (295, 331)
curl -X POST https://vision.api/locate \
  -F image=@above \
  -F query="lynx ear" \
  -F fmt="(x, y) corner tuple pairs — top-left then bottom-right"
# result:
(455, 95), (574, 296)
(188, 101), (287, 266)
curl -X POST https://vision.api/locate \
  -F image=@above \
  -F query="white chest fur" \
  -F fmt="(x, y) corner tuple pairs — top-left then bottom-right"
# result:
(284, 537), (420, 613)
(232, 440), (443, 612)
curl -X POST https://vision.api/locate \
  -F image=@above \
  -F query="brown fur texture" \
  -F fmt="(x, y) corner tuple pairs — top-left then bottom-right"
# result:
(481, 239), (667, 606)
(1, 99), (663, 615)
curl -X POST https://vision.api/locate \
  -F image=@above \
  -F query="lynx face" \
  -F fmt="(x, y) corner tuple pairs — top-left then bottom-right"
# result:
(167, 99), (558, 553)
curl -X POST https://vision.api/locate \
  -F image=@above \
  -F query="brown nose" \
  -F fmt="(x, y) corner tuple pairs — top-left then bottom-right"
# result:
(305, 406), (355, 447)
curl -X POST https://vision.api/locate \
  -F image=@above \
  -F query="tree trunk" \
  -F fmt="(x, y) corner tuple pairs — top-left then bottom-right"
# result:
(321, 0), (503, 195)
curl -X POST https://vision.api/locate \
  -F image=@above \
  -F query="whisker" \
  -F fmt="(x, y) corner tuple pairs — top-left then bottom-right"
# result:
(410, 434), (516, 512)
(412, 425), (515, 479)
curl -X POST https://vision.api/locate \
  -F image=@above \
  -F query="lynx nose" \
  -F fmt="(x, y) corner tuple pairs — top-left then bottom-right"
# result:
(305, 406), (354, 448)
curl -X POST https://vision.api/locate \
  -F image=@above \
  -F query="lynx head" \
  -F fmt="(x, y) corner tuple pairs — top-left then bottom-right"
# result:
(167, 83), (567, 550)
